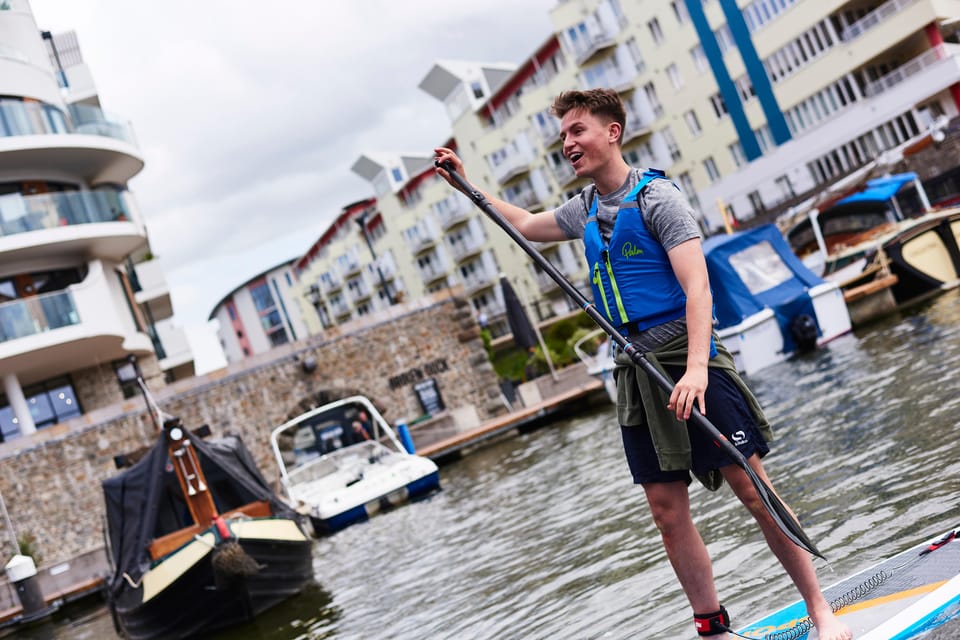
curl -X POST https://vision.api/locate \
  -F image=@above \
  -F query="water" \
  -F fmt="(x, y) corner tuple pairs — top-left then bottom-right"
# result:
(16, 291), (960, 640)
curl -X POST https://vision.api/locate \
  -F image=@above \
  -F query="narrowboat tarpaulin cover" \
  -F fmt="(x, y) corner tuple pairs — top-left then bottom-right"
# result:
(101, 431), (293, 596)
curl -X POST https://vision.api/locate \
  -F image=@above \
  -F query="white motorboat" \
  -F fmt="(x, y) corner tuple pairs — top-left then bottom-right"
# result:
(573, 328), (617, 404)
(269, 395), (440, 535)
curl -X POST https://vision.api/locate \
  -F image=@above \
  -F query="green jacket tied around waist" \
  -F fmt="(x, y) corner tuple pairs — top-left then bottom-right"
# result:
(613, 333), (774, 491)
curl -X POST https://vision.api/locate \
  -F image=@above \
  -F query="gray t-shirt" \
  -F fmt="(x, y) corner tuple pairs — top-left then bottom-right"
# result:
(553, 168), (702, 351)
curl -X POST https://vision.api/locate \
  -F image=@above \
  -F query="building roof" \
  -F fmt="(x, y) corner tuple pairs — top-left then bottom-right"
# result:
(207, 256), (298, 320)
(418, 60), (517, 103)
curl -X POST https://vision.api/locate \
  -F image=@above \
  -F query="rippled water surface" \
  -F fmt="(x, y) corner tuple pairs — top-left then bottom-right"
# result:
(21, 292), (960, 639)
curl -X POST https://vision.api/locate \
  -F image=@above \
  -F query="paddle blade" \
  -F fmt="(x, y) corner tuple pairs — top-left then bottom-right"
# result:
(745, 465), (824, 559)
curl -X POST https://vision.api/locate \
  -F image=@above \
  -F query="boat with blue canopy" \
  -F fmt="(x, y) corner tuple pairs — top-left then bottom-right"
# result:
(703, 224), (852, 375)
(784, 172), (960, 326)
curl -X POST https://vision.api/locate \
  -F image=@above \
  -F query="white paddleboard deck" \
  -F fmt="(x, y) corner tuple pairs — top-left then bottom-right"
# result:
(737, 526), (960, 639)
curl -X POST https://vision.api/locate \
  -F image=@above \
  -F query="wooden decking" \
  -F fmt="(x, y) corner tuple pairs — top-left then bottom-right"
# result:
(417, 378), (606, 462)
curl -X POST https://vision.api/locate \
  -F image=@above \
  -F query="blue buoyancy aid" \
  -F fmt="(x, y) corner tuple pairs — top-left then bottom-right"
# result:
(584, 169), (688, 333)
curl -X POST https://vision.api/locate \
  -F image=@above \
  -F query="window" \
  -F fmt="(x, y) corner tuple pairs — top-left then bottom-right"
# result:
(249, 281), (274, 313)
(661, 126), (681, 161)
(710, 93), (728, 119)
(691, 45), (709, 74)
(648, 18), (665, 45)
(0, 377), (84, 438)
(260, 309), (283, 332)
(470, 81), (484, 99)
(704, 156), (721, 183)
(625, 37), (646, 73)
(391, 167), (403, 182)
(716, 25), (735, 54)
(0, 404), (17, 442)
(775, 175), (796, 200)
(676, 171), (702, 212)
(729, 142), (747, 168)
(684, 109), (702, 136)
(729, 241), (794, 294)
(671, 0), (689, 24)
(114, 359), (141, 399)
(642, 82), (663, 118)
(667, 63), (683, 90)
(748, 190), (765, 215)
(755, 126), (774, 154)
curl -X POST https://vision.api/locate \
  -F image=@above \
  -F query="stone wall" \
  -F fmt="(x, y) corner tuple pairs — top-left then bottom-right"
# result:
(0, 292), (502, 565)
(71, 352), (166, 413)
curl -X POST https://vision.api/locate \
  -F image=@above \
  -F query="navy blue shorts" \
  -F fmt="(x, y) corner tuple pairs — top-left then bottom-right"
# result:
(620, 365), (769, 485)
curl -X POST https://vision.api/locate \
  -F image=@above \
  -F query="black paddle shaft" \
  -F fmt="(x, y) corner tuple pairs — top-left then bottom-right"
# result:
(437, 161), (824, 559)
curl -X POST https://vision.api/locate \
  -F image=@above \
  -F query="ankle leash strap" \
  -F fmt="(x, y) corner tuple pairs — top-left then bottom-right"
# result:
(694, 605), (730, 636)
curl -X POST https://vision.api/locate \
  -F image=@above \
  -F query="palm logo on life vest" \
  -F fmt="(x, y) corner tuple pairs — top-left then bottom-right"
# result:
(621, 242), (644, 258)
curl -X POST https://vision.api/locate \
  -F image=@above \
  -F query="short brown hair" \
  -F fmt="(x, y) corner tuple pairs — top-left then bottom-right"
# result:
(550, 89), (626, 143)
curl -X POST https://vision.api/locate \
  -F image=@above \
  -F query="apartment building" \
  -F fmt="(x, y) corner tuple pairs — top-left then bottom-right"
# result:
(292, 196), (407, 338)
(0, 0), (193, 441)
(268, 0), (960, 347)
(209, 259), (309, 363)
(570, 0), (960, 225)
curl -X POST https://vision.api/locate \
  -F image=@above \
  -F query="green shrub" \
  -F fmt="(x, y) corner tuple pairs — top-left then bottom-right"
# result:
(18, 532), (40, 563)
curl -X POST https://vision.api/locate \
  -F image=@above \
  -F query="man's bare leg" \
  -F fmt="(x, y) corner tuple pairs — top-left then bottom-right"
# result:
(720, 457), (852, 640)
(642, 480), (729, 638)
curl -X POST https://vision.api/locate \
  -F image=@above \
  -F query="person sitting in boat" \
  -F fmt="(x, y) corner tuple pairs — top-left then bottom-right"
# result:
(350, 419), (371, 443)
(434, 89), (851, 640)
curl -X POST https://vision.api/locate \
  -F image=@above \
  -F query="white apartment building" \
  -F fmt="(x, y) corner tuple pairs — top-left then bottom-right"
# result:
(549, 0), (960, 226)
(292, 197), (409, 339)
(0, 0), (193, 441)
(209, 259), (309, 363)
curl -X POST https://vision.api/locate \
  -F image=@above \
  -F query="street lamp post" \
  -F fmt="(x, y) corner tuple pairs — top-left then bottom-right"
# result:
(355, 211), (396, 306)
(307, 284), (329, 329)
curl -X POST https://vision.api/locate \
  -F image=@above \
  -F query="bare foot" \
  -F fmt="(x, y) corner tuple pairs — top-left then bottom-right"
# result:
(809, 607), (852, 640)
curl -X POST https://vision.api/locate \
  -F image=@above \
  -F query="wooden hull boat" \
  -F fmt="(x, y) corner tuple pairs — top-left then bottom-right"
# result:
(103, 419), (314, 640)
(786, 173), (960, 325)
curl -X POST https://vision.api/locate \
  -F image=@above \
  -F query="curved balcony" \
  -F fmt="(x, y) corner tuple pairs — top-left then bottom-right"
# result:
(133, 259), (173, 321)
(0, 189), (145, 262)
(0, 261), (154, 385)
(0, 100), (143, 184)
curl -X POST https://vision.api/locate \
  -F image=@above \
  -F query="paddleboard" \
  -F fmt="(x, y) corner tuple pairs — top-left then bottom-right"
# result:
(736, 526), (960, 639)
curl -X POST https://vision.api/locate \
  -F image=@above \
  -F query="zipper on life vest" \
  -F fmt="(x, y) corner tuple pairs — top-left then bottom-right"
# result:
(593, 262), (614, 321)
(601, 249), (629, 325)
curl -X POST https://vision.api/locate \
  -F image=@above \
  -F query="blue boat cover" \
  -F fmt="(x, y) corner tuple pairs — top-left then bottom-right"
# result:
(703, 224), (826, 353)
(835, 172), (917, 205)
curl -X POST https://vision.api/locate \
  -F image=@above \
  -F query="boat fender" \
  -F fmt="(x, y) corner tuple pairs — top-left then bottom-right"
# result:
(397, 421), (416, 454)
(694, 605), (730, 636)
(789, 314), (819, 353)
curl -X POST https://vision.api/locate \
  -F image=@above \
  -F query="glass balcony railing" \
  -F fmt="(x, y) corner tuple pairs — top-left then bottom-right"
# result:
(0, 189), (132, 238)
(0, 290), (80, 343)
(0, 98), (137, 147)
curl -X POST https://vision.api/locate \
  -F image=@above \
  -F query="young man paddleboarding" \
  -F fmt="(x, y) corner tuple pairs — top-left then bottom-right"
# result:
(434, 88), (851, 640)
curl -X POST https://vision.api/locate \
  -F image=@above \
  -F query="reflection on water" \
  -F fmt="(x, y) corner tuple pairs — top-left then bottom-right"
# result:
(31, 291), (960, 639)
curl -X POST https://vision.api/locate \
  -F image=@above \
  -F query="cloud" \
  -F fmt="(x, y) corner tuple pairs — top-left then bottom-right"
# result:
(28, 0), (557, 370)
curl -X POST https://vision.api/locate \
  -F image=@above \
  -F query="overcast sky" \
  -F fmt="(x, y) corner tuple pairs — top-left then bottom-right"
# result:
(28, 0), (558, 372)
